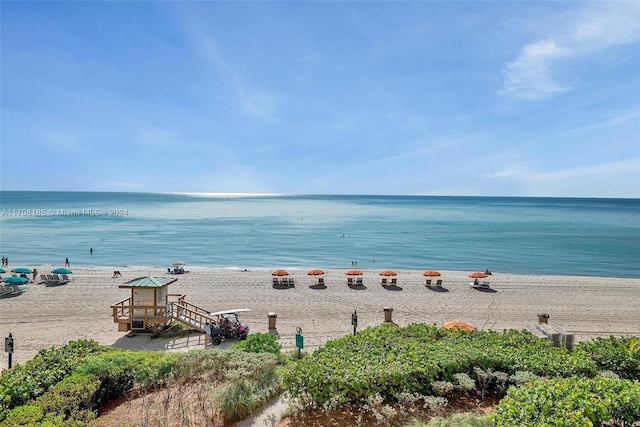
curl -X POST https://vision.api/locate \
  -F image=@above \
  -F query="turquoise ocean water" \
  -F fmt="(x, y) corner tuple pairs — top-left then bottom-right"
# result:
(0, 192), (638, 278)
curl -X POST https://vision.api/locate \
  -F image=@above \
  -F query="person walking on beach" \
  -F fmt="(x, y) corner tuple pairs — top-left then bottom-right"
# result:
(1, 257), (5, 267)
(65, 257), (69, 267)
(32, 269), (38, 282)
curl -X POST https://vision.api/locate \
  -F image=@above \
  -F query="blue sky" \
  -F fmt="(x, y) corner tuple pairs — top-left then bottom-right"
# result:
(1, 1), (639, 197)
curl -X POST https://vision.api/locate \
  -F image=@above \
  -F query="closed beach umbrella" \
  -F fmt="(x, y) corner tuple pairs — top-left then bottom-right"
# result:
(443, 320), (475, 332)
(468, 272), (488, 279)
(345, 270), (363, 276)
(423, 270), (441, 277)
(307, 269), (324, 276)
(272, 269), (289, 276)
(52, 268), (72, 274)
(11, 267), (32, 274)
(4, 276), (28, 285)
(379, 270), (397, 276)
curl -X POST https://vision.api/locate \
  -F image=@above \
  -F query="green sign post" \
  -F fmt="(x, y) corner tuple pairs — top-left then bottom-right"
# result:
(295, 327), (304, 357)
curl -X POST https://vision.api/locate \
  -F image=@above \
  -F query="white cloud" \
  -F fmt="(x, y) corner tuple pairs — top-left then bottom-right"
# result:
(526, 159), (639, 183)
(500, 2), (640, 100)
(188, 32), (279, 120)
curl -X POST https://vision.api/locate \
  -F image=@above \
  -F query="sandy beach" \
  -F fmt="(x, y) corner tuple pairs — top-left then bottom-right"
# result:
(1, 266), (638, 369)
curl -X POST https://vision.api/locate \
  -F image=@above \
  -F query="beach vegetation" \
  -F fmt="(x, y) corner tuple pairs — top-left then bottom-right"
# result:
(576, 335), (640, 380)
(231, 332), (283, 359)
(406, 413), (492, 427)
(0, 339), (107, 420)
(281, 323), (597, 410)
(491, 376), (640, 426)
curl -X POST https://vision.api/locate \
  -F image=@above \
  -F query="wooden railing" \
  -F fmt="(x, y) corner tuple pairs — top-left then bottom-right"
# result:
(169, 299), (215, 332)
(112, 294), (215, 333)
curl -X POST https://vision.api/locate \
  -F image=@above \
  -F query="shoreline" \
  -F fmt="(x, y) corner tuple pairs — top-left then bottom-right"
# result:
(8, 262), (640, 280)
(1, 265), (639, 369)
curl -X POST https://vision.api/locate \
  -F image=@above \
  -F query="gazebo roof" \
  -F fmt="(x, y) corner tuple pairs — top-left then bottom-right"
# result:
(119, 276), (177, 289)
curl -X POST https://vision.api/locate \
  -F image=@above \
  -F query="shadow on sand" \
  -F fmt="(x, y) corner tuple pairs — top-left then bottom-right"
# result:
(272, 284), (294, 290)
(382, 285), (403, 291)
(309, 284), (327, 290)
(348, 284), (367, 290)
(472, 286), (497, 293)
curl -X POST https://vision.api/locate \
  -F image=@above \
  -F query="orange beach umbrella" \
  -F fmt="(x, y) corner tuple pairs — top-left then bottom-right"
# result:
(272, 269), (289, 276)
(379, 270), (397, 276)
(423, 270), (441, 277)
(172, 261), (185, 266)
(443, 321), (475, 332)
(345, 270), (363, 276)
(307, 269), (325, 276)
(468, 272), (488, 279)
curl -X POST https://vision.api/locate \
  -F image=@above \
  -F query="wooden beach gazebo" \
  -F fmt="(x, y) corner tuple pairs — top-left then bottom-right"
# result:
(111, 276), (223, 333)
(112, 276), (177, 332)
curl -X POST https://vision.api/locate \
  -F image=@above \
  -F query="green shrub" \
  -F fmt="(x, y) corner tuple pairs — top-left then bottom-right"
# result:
(0, 405), (42, 426)
(577, 336), (640, 380)
(282, 324), (597, 409)
(492, 377), (640, 426)
(32, 373), (99, 422)
(232, 333), (282, 357)
(0, 339), (108, 420)
(75, 350), (176, 404)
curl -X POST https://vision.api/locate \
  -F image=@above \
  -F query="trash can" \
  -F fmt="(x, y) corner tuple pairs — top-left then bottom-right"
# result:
(384, 307), (393, 323)
(537, 313), (549, 324)
(268, 312), (277, 330)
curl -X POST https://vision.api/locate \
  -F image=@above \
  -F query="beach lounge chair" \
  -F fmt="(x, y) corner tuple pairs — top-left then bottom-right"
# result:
(46, 274), (56, 283)
(347, 277), (354, 285)
(390, 278), (397, 285)
(61, 274), (72, 282)
(281, 277), (289, 285)
(52, 274), (62, 283)
(0, 285), (10, 298)
(288, 277), (295, 287)
(40, 274), (49, 283)
(381, 278), (388, 285)
(355, 277), (363, 286)
(272, 277), (279, 286)
(317, 277), (325, 285)
(425, 279), (432, 286)
(435, 279), (443, 287)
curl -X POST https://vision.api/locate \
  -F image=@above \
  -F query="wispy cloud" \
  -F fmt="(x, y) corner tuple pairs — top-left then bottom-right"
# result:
(500, 2), (640, 100)
(188, 31), (279, 120)
(488, 159), (639, 186)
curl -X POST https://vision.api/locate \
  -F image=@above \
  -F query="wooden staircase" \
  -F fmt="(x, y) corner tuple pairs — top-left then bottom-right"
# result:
(168, 298), (216, 332)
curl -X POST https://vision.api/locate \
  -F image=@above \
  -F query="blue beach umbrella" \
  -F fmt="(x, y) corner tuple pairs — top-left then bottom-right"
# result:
(4, 276), (28, 285)
(0, 268), (6, 274)
(11, 267), (32, 274)
(52, 268), (72, 274)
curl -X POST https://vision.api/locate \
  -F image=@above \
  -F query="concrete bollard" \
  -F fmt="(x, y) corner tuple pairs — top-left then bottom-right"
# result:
(268, 312), (277, 330)
(384, 307), (393, 323)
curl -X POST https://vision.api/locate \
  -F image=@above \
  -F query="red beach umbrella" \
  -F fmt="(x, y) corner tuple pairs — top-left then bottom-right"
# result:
(345, 270), (363, 276)
(423, 270), (441, 277)
(272, 269), (289, 277)
(468, 272), (488, 279)
(307, 269), (325, 276)
(443, 321), (475, 332)
(379, 270), (397, 276)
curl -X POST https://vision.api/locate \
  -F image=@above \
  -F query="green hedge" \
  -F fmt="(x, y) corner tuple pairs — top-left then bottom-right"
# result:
(492, 377), (640, 426)
(0, 339), (108, 420)
(282, 324), (598, 409)
(577, 336), (640, 380)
